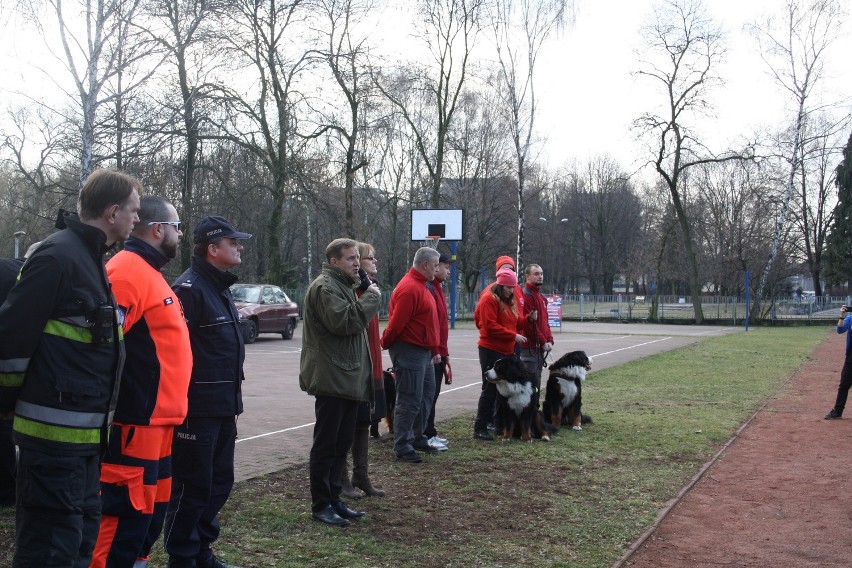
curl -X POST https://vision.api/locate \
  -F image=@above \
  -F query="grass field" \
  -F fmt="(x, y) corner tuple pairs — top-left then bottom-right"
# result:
(0, 326), (830, 567)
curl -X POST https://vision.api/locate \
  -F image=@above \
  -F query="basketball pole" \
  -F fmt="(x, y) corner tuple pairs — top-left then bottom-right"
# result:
(450, 240), (458, 330)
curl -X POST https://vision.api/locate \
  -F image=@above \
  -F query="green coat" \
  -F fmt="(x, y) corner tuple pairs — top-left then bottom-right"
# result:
(299, 263), (381, 401)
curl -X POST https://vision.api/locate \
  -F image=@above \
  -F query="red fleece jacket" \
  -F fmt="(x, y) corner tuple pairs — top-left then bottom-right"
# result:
(381, 267), (440, 353)
(520, 283), (554, 347)
(474, 291), (522, 355)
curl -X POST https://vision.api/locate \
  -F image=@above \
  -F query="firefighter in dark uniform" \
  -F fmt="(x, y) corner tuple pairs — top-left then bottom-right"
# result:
(163, 216), (250, 568)
(0, 255), (24, 508)
(0, 169), (142, 567)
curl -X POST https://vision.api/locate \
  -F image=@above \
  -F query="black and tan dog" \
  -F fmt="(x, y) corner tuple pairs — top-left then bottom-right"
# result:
(371, 369), (397, 437)
(485, 357), (551, 442)
(543, 351), (592, 430)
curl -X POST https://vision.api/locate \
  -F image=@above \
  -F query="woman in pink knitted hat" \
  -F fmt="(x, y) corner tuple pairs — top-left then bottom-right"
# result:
(471, 268), (527, 440)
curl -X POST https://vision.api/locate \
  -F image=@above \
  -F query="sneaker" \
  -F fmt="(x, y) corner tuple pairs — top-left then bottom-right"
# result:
(396, 450), (423, 463)
(427, 437), (448, 451)
(825, 409), (842, 419)
(430, 435), (449, 445)
(473, 430), (494, 441)
(412, 440), (440, 453)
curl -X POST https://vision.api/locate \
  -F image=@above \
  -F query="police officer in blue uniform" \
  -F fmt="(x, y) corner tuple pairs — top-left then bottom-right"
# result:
(163, 216), (251, 568)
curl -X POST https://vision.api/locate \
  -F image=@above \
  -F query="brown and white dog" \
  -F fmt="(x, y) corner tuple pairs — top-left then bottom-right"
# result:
(543, 351), (592, 431)
(485, 357), (551, 442)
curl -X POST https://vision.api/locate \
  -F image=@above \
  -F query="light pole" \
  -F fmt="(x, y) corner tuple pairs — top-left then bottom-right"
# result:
(14, 230), (26, 258)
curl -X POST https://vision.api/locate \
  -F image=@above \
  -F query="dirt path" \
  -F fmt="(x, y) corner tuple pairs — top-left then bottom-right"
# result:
(623, 331), (852, 567)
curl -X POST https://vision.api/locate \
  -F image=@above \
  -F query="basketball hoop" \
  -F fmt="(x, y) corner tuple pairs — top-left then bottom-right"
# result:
(424, 236), (441, 249)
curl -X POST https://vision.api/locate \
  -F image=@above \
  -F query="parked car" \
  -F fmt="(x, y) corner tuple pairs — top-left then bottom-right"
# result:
(230, 283), (299, 344)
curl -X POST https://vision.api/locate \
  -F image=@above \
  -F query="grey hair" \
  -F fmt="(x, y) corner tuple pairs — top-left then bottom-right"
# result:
(412, 247), (440, 267)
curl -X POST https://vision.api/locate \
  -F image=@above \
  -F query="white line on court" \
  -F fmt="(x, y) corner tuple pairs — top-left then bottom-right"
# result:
(245, 348), (302, 355)
(236, 422), (315, 443)
(691, 327), (738, 335)
(590, 336), (673, 358)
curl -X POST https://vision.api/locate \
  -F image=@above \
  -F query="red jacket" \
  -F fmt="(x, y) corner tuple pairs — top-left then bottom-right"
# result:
(474, 291), (522, 355)
(479, 281), (524, 313)
(432, 279), (449, 357)
(107, 240), (192, 425)
(381, 267), (439, 353)
(358, 289), (384, 380)
(520, 283), (554, 348)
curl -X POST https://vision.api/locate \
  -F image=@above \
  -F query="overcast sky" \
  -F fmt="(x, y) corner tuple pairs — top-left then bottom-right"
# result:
(1, 0), (850, 183)
(540, 0), (851, 178)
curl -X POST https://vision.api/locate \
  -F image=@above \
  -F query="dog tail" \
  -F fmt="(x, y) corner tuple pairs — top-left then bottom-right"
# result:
(581, 414), (592, 425)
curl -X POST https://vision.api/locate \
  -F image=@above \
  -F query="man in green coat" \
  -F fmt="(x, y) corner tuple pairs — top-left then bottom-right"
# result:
(300, 238), (381, 526)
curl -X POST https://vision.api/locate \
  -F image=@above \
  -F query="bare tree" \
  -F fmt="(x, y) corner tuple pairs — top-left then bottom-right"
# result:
(693, 159), (777, 296)
(376, 0), (483, 208)
(18, 0), (165, 187)
(214, 0), (311, 284)
(788, 115), (848, 295)
(142, 0), (223, 268)
(488, 0), (570, 271)
(749, 0), (845, 302)
(566, 155), (641, 294)
(634, 0), (741, 323)
(312, 0), (374, 238)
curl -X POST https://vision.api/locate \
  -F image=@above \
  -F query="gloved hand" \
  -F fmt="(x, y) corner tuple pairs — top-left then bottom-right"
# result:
(357, 268), (372, 292)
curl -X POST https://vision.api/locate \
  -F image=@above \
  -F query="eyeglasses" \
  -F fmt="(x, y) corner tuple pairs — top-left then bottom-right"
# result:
(148, 221), (183, 231)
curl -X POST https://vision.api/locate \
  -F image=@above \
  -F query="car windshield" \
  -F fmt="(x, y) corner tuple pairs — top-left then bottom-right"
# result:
(231, 285), (261, 303)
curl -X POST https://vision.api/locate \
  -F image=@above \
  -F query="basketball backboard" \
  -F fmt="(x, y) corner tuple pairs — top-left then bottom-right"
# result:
(410, 209), (464, 241)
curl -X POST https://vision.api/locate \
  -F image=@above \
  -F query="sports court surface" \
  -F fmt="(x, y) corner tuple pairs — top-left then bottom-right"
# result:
(235, 322), (742, 481)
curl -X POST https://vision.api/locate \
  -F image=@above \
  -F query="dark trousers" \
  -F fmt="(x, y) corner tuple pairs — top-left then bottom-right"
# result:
(520, 351), (544, 410)
(309, 396), (357, 512)
(832, 352), (852, 415)
(473, 347), (511, 432)
(0, 418), (15, 506)
(14, 447), (101, 568)
(389, 342), (434, 456)
(424, 363), (444, 439)
(163, 417), (236, 567)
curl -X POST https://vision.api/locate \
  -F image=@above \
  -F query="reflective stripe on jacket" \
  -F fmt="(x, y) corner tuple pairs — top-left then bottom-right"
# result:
(0, 212), (124, 455)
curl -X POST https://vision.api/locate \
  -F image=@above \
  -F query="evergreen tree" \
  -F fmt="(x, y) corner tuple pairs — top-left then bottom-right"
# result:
(825, 131), (852, 288)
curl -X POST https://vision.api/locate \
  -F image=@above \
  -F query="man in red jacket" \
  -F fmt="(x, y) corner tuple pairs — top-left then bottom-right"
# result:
(381, 247), (441, 463)
(520, 263), (554, 410)
(92, 196), (193, 568)
(423, 253), (453, 450)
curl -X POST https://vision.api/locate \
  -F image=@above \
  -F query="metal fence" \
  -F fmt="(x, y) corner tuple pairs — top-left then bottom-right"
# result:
(282, 288), (851, 325)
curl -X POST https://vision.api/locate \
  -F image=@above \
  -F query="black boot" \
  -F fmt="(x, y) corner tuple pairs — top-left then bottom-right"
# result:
(351, 426), (385, 497)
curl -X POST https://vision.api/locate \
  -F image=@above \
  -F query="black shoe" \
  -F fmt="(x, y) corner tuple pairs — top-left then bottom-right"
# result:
(312, 505), (351, 526)
(396, 450), (422, 463)
(199, 556), (242, 568)
(333, 500), (366, 519)
(825, 409), (842, 419)
(474, 430), (494, 441)
(412, 440), (439, 453)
